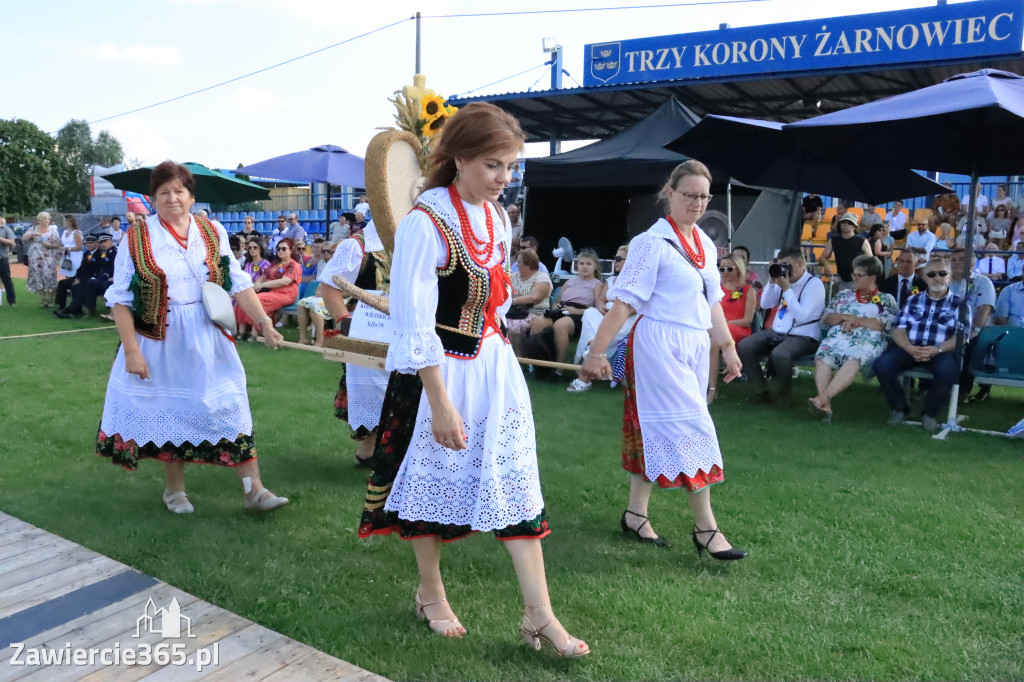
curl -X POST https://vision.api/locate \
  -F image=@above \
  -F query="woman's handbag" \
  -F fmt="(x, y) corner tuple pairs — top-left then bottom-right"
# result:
(60, 255), (73, 271)
(200, 280), (237, 335)
(506, 304), (531, 319)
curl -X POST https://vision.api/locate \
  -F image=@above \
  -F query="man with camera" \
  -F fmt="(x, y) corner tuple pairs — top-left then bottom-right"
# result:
(737, 246), (825, 404)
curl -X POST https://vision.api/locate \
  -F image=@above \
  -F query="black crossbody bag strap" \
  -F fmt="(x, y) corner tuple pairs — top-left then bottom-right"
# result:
(662, 238), (707, 300)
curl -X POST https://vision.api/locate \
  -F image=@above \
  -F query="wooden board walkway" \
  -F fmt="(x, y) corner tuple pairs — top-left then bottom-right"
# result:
(0, 513), (387, 682)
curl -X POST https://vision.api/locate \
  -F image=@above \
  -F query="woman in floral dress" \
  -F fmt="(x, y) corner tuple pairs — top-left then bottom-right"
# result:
(810, 254), (898, 422)
(23, 212), (62, 306)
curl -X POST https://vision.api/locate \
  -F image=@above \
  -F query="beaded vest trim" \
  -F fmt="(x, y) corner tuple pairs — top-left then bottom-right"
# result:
(413, 203), (508, 359)
(126, 216), (230, 341)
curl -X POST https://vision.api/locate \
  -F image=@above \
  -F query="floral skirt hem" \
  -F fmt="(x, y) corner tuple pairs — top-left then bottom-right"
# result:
(333, 365), (372, 441)
(620, 324), (724, 492)
(96, 428), (256, 471)
(357, 371), (550, 542)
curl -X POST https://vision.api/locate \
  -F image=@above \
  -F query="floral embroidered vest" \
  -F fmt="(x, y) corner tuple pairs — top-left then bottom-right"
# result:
(413, 200), (509, 360)
(126, 215), (231, 341)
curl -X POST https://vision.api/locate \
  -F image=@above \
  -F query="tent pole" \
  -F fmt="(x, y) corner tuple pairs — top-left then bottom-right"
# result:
(938, 167), (978, 438)
(726, 182), (733, 251)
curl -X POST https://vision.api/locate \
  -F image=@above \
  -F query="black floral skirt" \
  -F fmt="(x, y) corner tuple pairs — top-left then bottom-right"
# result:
(333, 364), (372, 441)
(357, 371), (549, 542)
(96, 428), (256, 471)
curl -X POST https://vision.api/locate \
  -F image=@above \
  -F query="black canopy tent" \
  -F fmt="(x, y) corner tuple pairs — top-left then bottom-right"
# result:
(523, 98), (800, 263)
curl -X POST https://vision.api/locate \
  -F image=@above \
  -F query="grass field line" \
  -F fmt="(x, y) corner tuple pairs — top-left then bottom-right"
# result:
(0, 325), (118, 341)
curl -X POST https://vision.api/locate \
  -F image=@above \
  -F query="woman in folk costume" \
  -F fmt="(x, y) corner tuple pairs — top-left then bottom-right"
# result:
(318, 220), (391, 466)
(358, 103), (588, 657)
(582, 160), (748, 561)
(96, 161), (289, 514)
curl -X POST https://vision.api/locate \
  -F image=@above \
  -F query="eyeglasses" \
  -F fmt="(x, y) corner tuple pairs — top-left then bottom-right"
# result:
(276, 246), (289, 252)
(924, 270), (949, 278)
(322, 250), (334, 255)
(851, 272), (870, 279)
(718, 266), (735, 272)
(679, 192), (713, 203)
(613, 256), (625, 262)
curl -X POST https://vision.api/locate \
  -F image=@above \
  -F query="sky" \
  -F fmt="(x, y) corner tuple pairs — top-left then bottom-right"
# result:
(3, 0), (950, 169)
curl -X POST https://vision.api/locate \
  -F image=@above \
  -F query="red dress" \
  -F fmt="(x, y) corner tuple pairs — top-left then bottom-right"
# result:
(719, 284), (753, 342)
(236, 259), (302, 326)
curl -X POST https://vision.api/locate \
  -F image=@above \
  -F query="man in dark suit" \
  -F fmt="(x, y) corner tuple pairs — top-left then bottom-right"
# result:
(879, 249), (927, 311)
(55, 233), (100, 310)
(55, 234), (117, 318)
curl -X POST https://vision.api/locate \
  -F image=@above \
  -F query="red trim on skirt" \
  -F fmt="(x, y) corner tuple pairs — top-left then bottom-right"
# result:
(620, 319), (725, 492)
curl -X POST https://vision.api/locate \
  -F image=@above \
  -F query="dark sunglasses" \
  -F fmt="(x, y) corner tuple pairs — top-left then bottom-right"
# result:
(276, 246), (290, 251)
(718, 266), (735, 272)
(924, 270), (949, 278)
(613, 256), (625, 262)
(277, 218), (286, 222)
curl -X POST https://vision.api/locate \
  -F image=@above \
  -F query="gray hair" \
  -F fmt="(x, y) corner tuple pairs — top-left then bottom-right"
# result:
(851, 254), (883, 280)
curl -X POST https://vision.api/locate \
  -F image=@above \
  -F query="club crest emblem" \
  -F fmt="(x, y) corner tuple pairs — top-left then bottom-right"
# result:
(590, 42), (621, 83)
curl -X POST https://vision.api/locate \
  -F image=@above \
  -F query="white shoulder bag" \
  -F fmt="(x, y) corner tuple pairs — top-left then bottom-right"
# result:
(169, 222), (237, 335)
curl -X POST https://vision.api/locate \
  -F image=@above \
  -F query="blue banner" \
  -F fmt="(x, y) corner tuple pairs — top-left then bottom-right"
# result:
(584, 0), (1024, 87)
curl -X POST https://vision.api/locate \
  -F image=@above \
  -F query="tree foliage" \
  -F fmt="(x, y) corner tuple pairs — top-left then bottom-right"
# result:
(0, 118), (63, 215)
(55, 119), (124, 212)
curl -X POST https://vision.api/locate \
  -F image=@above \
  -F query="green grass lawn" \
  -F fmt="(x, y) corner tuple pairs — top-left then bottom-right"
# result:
(1, 276), (1022, 680)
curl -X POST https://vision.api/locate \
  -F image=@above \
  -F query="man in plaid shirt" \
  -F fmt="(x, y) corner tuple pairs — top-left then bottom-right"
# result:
(873, 255), (968, 431)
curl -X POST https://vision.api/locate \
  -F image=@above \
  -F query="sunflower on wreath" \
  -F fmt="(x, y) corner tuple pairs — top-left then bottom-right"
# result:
(381, 75), (459, 170)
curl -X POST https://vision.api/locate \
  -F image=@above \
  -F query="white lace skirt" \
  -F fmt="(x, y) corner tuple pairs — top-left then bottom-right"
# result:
(345, 365), (389, 431)
(100, 302), (253, 446)
(632, 317), (723, 481)
(383, 333), (544, 531)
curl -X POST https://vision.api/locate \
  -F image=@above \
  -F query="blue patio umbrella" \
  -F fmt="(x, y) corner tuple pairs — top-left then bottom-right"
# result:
(667, 114), (950, 205)
(236, 145), (366, 218)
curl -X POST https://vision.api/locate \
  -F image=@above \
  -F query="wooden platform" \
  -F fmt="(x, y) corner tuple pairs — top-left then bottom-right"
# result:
(0, 513), (387, 682)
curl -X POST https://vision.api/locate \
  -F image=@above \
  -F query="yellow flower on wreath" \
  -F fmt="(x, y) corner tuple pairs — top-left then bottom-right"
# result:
(423, 112), (450, 139)
(420, 94), (446, 121)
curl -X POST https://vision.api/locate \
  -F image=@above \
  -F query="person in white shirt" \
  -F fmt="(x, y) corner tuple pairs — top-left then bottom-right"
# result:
(269, 214), (289, 251)
(353, 194), (370, 218)
(950, 248), (996, 402)
(737, 246), (826, 403)
(974, 242), (1006, 281)
(1005, 241), (1024, 282)
(885, 200), (908, 238)
(510, 236), (549, 274)
(905, 220), (938, 266)
(962, 187), (990, 217)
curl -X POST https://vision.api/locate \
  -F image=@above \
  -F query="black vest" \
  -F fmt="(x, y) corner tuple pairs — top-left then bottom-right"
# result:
(414, 202), (508, 359)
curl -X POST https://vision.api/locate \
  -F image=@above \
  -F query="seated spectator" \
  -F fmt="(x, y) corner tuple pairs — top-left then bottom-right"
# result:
(810, 255), (897, 422)
(512, 235), (549, 274)
(55, 234), (117, 318)
(737, 246), (825, 404)
(993, 183), (1013, 212)
(860, 203), (882, 230)
(56, 232), (98, 311)
(299, 238), (326, 299)
(873, 255), (963, 432)
(962, 186), (991, 218)
(933, 222), (956, 252)
(567, 245), (636, 393)
(229, 234), (244, 267)
(353, 211), (367, 230)
(818, 212), (872, 291)
(270, 215), (288, 250)
(949, 248), (996, 402)
(905, 219), (938, 266)
(886, 200), (908, 240)
(239, 215), (258, 239)
(802, 193), (823, 240)
(956, 214), (988, 242)
(880, 249), (927, 311)
(933, 186), (960, 223)
(243, 240), (271, 281)
(330, 214), (351, 241)
(285, 213), (307, 245)
(707, 254), (756, 402)
(1011, 215), (1024, 248)
(731, 245), (762, 291)
(1005, 241), (1024, 282)
(297, 241), (336, 347)
(987, 203), (1012, 247)
(528, 249), (602, 367)
(955, 224), (987, 251)
(974, 242), (1006, 281)
(235, 238), (302, 341)
(994, 278), (1024, 327)
(506, 248), (553, 349)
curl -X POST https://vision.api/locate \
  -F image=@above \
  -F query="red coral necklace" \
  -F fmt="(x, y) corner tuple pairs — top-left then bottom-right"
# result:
(855, 288), (879, 304)
(159, 216), (189, 249)
(449, 184), (494, 262)
(666, 215), (705, 269)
